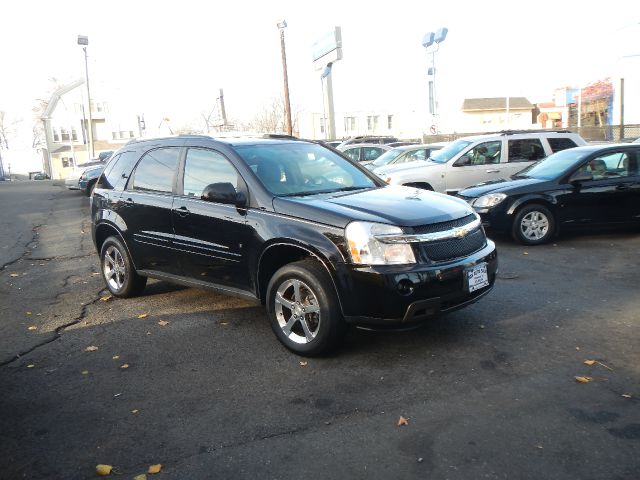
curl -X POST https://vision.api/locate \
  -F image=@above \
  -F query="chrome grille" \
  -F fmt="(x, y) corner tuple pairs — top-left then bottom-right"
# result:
(420, 227), (486, 262)
(412, 214), (476, 234)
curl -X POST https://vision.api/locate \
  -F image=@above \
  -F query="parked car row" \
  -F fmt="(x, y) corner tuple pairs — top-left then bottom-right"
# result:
(86, 133), (638, 356)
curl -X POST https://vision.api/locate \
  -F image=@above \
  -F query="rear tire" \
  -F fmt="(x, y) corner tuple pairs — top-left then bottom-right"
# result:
(511, 204), (555, 245)
(100, 236), (147, 297)
(266, 259), (345, 356)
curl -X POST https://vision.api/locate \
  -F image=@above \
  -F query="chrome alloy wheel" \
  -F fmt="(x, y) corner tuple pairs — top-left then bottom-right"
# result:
(274, 279), (321, 344)
(520, 210), (550, 241)
(103, 245), (127, 291)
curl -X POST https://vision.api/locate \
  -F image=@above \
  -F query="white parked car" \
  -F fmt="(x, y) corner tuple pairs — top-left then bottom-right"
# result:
(378, 130), (587, 194)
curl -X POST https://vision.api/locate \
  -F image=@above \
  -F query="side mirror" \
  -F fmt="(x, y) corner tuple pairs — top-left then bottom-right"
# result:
(201, 182), (247, 206)
(568, 171), (593, 184)
(454, 154), (472, 167)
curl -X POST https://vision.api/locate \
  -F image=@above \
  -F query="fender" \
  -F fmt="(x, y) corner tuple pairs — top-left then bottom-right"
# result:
(507, 193), (557, 216)
(256, 238), (346, 315)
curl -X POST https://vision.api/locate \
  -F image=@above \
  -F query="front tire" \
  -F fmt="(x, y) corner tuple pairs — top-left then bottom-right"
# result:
(266, 259), (345, 356)
(100, 236), (147, 297)
(512, 204), (555, 245)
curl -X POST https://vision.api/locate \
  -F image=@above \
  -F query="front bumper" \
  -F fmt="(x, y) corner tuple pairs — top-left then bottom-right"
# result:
(338, 240), (497, 327)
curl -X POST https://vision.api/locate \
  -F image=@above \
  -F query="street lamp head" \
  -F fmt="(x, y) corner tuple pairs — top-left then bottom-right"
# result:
(434, 27), (448, 44)
(77, 35), (89, 46)
(277, 20), (287, 29)
(422, 32), (435, 49)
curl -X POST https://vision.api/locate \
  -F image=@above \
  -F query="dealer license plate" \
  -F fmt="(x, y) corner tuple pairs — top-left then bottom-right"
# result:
(466, 263), (489, 293)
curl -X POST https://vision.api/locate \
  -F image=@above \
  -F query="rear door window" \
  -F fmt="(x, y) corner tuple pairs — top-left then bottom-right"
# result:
(548, 137), (578, 153)
(508, 139), (545, 162)
(343, 148), (361, 162)
(362, 147), (384, 161)
(131, 147), (180, 193)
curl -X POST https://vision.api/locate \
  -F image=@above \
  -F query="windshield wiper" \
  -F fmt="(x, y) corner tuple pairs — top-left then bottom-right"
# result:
(279, 186), (372, 197)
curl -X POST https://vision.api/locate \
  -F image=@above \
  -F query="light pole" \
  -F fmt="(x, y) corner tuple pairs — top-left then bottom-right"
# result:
(77, 35), (94, 159)
(277, 20), (293, 136)
(422, 27), (448, 134)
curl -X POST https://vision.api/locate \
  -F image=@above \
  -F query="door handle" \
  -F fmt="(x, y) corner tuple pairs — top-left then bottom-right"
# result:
(485, 169), (500, 173)
(174, 206), (190, 217)
(615, 184), (630, 191)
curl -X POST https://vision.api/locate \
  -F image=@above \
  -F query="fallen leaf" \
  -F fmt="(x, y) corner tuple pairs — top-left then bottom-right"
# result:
(112, 355), (120, 360)
(299, 361), (308, 367)
(96, 464), (113, 476)
(131, 409), (139, 414)
(583, 359), (613, 371)
(575, 376), (593, 383)
(133, 475), (147, 480)
(85, 345), (98, 352)
(120, 363), (129, 369)
(220, 322), (228, 326)
(148, 464), (162, 474)
(27, 364), (35, 368)
(26, 311), (32, 315)
(398, 416), (409, 426)
(137, 313), (148, 319)
(621, 394), (632, 399)
(92, 272), (100, 275)
(158, 320), (169, 326)
(9, 273), (19, 277)
(81, 370), (89, 375)
(27, 325), (37, 331)
(523, 252), (529, 255)
(113, 393), (122, 397)
(100, 294), (113, 302)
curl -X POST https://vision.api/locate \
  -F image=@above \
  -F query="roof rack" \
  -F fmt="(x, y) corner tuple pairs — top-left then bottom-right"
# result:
(261, 134), (300, 140)
(496, 129), (573, 135)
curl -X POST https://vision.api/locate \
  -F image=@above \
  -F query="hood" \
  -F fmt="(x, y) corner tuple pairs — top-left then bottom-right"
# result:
(373, 159), (438, 177)
(460, 177), (547, 198)
(272, 185), (473, 228)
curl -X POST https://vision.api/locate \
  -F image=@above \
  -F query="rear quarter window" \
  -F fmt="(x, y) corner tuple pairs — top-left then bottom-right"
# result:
(98, 150), (140, 190)
(548, 137), (578, 153)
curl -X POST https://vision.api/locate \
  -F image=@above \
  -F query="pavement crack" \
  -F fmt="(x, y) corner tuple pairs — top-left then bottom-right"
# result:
(0, 289), (106, 367)
(0, 224), (44, 271)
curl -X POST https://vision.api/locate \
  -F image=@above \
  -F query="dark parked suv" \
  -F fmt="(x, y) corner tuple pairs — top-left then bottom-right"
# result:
(91, 135), (497, 355)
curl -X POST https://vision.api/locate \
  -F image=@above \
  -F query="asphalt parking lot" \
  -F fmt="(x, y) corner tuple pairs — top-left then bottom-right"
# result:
(1, 181), (638, 480)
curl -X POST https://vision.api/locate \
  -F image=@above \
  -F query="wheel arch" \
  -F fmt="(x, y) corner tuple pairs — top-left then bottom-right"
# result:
(94, 221), (138, 270)
(507, 194), (557, 217)
(256, 240), (344, 314)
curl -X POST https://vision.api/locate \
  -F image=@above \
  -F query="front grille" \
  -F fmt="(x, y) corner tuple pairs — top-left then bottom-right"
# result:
(413, 213), (476, 234)
(420, 227), (486, 262)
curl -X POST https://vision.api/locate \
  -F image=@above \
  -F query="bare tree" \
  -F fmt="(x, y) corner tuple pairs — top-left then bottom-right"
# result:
(249, 96), (286, 133)
(0, 111), (22, 150)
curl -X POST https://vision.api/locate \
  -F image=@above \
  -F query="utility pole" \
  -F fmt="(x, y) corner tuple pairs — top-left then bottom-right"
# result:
(277, 21), (293, 135)
(78, 35), (94, 159)
(619, 78), (625, 140)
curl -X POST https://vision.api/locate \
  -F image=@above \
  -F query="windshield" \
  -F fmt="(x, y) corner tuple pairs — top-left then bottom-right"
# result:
(371, 148), (405, 167)
(514, 148), (589, 180)
(430, 139), (472, 163)
(235, 143), (378, 196)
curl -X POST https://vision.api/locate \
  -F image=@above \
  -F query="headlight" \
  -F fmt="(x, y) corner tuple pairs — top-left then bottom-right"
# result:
(345, 222), (416, 265)
(473, 193), (507, 208)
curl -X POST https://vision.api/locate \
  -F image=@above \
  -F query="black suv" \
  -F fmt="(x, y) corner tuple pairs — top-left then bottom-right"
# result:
(91, 135), (497, 355)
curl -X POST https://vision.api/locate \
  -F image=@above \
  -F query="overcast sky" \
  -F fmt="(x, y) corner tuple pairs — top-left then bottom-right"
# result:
(1, 0), (638, 144)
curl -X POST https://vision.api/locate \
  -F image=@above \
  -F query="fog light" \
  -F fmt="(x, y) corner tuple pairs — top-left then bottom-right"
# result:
(397, 279), (415, 296)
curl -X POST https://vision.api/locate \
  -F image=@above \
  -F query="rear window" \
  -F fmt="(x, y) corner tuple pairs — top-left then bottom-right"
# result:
(547, 137), (578, 153)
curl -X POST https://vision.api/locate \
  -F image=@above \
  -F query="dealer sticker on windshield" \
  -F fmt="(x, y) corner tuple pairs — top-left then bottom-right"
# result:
(466, 263), (489, 293)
